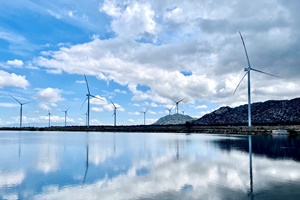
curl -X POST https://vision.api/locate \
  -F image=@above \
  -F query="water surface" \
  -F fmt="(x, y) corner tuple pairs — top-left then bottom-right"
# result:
(0, 131), (300, 199)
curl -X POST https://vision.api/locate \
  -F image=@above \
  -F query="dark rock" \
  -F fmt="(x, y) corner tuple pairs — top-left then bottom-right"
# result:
(193, 97), (300, 125)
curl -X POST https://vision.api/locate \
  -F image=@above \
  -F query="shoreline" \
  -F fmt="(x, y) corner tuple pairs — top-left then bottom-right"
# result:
(1, 124), (299, 135)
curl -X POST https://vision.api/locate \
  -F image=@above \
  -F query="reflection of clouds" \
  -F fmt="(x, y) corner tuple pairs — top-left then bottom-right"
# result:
(34, 148), (300, 200)
(89, 144), (118, 166)
(36, 145), (59, 174)
(1, 193), (18, 200)
(0, 170), (25, 188)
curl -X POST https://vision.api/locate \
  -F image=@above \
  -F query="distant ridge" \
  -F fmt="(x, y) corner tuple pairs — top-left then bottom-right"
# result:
(154, 113), (195, 125)
(193, 97), (300, 125)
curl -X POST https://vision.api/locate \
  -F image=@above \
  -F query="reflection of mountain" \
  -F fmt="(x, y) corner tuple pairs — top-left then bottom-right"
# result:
(212, 135), (300, 162)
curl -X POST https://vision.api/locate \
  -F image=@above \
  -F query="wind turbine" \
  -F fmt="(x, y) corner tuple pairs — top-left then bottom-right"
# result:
(110, 100), (119, 126)
(172, 98), (185, 114)
(141, 108), (148, 125)
(46, 110), (51, 127)
(62, 107), (70, 127)
(9, 94), (33, 128)
(81, 74), (103, 128)
(166, 105), (173, 115)
(234, 32), (280, 127)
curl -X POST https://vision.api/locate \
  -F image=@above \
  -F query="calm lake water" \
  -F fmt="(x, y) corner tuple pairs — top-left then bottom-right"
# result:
(0, 131), (300, 200)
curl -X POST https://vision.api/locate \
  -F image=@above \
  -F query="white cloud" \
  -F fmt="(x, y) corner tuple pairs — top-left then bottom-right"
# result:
(195, 105), (208, 109)
(35, 88), (64, 110)
(0, 70), (29, 89)
(33, 0), (300, 109)
(101, 0), (156, 39)
(128, 111), (140, 116)
(92, 107), (104, 112)
(0, 170), (25, 188)
(128, 119), (135, 123)
(6, 59), (24, 67)
(0, 103), (18, 108)
(114, 89), (127, 94)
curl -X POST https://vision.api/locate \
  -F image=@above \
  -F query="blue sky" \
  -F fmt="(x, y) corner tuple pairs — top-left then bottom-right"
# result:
(1, 0), (300, 127)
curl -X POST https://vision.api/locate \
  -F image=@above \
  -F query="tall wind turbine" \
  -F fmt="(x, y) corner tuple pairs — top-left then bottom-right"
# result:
(62, 107), (70, 127)
(166, 105), (173, 115)
(110, 100), (118, 126)
(82, 74), (102, 128)
(172, 98), (185, 114)
(234, 32), (280, 127)
(9, 94), (33, 128)
(46, 110), (51, 127)
(141, 108), (148, 125)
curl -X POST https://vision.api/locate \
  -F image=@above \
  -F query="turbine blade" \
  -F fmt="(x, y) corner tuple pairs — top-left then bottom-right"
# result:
(178, 98), (185, 103)
(80, 97), (88, 110)
(110, 100), (116, 108)
(8, 94), (21, 104)
(84, 74), (90, 95)
(239, 32), (251, 69)
(233, 71), (248, 95)
(251, 68), (281, 78)
(23, 100), (34, 105)
(90, 94), (103, 101)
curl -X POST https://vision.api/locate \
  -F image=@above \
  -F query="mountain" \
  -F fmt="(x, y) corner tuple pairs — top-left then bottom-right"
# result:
(154, 113), (195, 125)
(193, 97), (300, 125)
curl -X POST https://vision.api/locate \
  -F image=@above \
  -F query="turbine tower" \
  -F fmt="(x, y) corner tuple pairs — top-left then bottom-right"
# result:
(82, 74), (102, 128)
(172, 98), (185, 114)
(9, 94), (32, 128)
(166, 105), (173, 115)
(141, 108), (148, 125)
(110, 100), (118, 126)
(234, 32), (280, 127)
(46, 110), (51, 127)
(62, 107), (70, 127)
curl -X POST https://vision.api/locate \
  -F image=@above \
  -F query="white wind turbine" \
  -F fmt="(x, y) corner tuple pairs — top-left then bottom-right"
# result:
(62, 107), (70, 127)
(9, 94), (33, 128)
(234, 32), (280, 127)
(81, 74), (103, 128)
(110, 100), (119, 126)
(46, 110), (51, 127)
(166, 105), (173, 115)
(172, 98), (185, 114)
(141, 108), (148, 125)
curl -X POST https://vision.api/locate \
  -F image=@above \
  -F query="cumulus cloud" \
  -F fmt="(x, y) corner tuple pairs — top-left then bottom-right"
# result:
(6, 59), (24, 67)
(0, 70), (29, 89)
(34, 0), (300, 108)
(35, 88), (64, 110)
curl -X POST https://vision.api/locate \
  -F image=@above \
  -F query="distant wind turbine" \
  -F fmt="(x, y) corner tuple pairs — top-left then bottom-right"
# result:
(172, 98), (185, 114)
(234, 32), (280, 127)
(81, 74), (103, 128)
(46, 110), (51, 127)
(141, 108), (148, 125)
(9, 94), (33, 128)
(62, 107), (70, 127)
(166, 105), (173, 115)
(110, 100), (119, 126)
